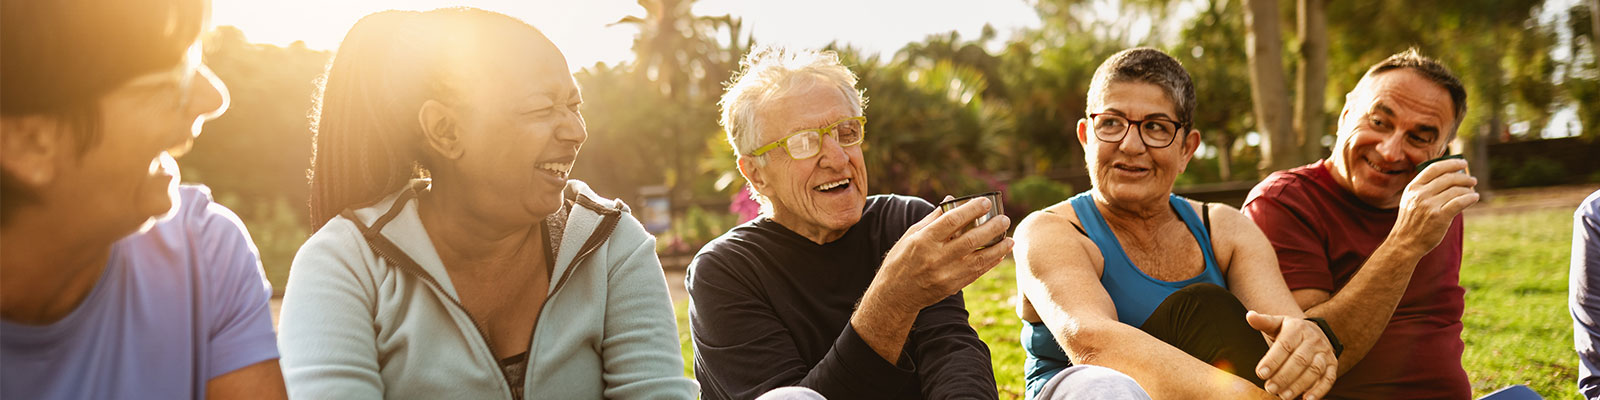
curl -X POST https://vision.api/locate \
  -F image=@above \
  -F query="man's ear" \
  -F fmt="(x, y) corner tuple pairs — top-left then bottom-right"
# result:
(0, 115), (64, 187)
(1075, 118), (1090, 146)
(736, 156), (766, 190)
(1336, 89), (1360, 131)
(418, 100), (463, 160)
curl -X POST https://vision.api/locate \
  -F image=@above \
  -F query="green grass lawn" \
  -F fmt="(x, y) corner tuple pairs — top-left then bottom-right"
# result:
(674, 208), (1580, 398)
(1460, 208), (1577, 398)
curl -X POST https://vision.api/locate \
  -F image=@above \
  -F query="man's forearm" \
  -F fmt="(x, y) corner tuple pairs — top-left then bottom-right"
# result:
(850, 285), (917, 363)
(910, 293), (998, 400)
(1303, 237), (1427, 374)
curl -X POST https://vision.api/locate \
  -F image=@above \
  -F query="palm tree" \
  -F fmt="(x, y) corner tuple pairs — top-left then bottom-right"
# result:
(610, 0), (752, 218)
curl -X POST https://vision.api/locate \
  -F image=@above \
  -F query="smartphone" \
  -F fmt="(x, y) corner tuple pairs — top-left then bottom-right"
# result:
(1416, 154), (1465, 173)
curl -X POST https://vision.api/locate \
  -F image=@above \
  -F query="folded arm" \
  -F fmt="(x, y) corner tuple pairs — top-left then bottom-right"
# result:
(1014, 210), (1271, 399)
(1206, 203), (1336, 399)
(1289, 246), (1416, 375)
(1247, 160), (1477, 375)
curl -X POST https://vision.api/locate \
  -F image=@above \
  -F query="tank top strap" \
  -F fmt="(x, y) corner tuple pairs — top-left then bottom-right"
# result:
(1167, 194), (1225, 284)
(1067, 192), (1135, 273)
(1023, 191), (1228, 398)
(1066, 192), (1226, 287)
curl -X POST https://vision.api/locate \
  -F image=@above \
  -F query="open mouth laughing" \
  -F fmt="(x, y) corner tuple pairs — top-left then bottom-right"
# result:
(815, 178), (851, 193)
(537, 156), (574, 181)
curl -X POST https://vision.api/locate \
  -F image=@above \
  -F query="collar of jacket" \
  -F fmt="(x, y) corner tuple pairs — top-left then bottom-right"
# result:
(346, 178), (626, 301)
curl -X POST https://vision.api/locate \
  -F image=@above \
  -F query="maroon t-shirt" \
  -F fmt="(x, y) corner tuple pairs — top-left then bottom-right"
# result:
(1243, 161), (1468, 399)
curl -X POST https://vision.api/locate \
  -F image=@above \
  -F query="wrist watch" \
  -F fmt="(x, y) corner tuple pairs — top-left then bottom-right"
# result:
(1306, 317), (1344, 357)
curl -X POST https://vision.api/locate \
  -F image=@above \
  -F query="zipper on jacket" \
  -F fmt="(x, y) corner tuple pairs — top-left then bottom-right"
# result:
(353, 192), (624, 399)
(366, 242), (517, 396)
(515, 199), (622, 392)
(346, 194), (515, 397)
(550, 208), (621, 296)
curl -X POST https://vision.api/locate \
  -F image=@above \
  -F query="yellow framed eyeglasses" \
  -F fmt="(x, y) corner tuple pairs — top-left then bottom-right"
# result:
(748, 116), (867, 160)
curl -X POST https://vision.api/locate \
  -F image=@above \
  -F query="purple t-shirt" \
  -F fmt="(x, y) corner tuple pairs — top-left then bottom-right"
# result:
(1, 186), (280, 399)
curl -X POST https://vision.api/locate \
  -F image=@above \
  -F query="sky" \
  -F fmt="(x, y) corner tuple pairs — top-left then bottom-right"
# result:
(211, 0), (1043, 73)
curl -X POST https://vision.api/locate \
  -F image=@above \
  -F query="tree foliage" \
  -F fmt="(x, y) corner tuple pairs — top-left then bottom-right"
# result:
(176, 1), (1593, 276)
(179, 26), (331, 288)
(184, 26), (329, 210)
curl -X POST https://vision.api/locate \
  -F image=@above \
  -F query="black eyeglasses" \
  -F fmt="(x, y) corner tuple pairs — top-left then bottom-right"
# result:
(1087, 113), (1184, 148)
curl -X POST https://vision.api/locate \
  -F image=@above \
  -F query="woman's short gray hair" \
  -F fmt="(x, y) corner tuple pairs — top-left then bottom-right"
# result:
(719, 47), (867, 166)
(1085, 47), (1195, 128)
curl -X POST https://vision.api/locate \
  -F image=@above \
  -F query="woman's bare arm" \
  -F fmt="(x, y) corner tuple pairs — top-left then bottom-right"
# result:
(1015, 208), (1271, 399)
(1206, 202), (1338, 399)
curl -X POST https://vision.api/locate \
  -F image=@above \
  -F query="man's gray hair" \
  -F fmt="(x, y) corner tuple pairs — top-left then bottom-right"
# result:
(1085, 47), (1195, 128)
(719, 47), (867, 167)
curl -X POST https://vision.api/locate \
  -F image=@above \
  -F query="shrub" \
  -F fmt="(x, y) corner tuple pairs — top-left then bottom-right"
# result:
(1008, 175), (1074, 213)
(213, 192), (309, 295)
(1504, 158), (1566, 188)
(672, 206), (741, 251)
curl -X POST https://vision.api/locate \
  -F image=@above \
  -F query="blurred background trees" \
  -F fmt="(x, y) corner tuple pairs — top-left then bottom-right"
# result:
(184, 26), (330, 287)
(181, 0), (1598, 288)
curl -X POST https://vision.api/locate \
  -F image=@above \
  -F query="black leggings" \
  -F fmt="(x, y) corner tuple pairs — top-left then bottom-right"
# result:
(1138, 282), (1270, 387)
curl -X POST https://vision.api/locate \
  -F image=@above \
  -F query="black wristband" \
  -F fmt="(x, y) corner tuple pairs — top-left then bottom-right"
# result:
(1306, 317), (1343, 357)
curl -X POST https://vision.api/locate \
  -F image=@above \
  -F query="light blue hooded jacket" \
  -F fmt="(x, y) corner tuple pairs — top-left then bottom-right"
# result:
(279, 180), (696, 399)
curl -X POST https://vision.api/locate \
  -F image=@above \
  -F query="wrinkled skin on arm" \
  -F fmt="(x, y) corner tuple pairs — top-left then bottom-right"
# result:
(1015, 206), (1274, 399)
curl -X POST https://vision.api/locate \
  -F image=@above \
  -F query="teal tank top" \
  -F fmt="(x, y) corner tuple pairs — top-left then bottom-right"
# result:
(1020, 191), (1226, 398)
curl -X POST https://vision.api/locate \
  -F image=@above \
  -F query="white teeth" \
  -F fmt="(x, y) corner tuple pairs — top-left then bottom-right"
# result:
(815, 179), (849, 191)
(1366, 159), (1406, 174)
(538, 162), (572, 176)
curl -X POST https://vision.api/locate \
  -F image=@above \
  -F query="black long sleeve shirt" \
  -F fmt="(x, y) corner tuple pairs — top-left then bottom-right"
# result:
(686, 194), (997, 400)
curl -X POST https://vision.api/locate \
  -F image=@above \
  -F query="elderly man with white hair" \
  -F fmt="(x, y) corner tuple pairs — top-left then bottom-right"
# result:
(686, 47), (1147, 400)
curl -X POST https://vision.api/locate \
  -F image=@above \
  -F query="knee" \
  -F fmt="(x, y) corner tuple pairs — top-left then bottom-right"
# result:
(1067, 365), (1143, 388)
(1172, 283), (1246, 313)
(1172, 282), (1231, 302)
(1038, 365), (1150, 400)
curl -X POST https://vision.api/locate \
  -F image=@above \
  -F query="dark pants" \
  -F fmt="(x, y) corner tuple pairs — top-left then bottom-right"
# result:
(1138, 283), (1269, 387)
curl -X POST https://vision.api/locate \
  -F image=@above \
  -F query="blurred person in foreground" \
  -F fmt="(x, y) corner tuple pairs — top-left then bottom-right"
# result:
(0, 0), (285, 398)
(277, 8), (695, 399)
(1015, 48), (1339, 400)
(1572, 189), (1600, 397)
(1241, 49), (1481, 398)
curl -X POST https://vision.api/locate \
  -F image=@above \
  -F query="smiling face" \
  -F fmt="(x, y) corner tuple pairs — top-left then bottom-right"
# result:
(741, 76), (868, 243)
(1327, 68), (1456, 209)
(16, 49), (229, 239)
(444, 32), (586, 222)
(1079, 81), (1198, 207)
